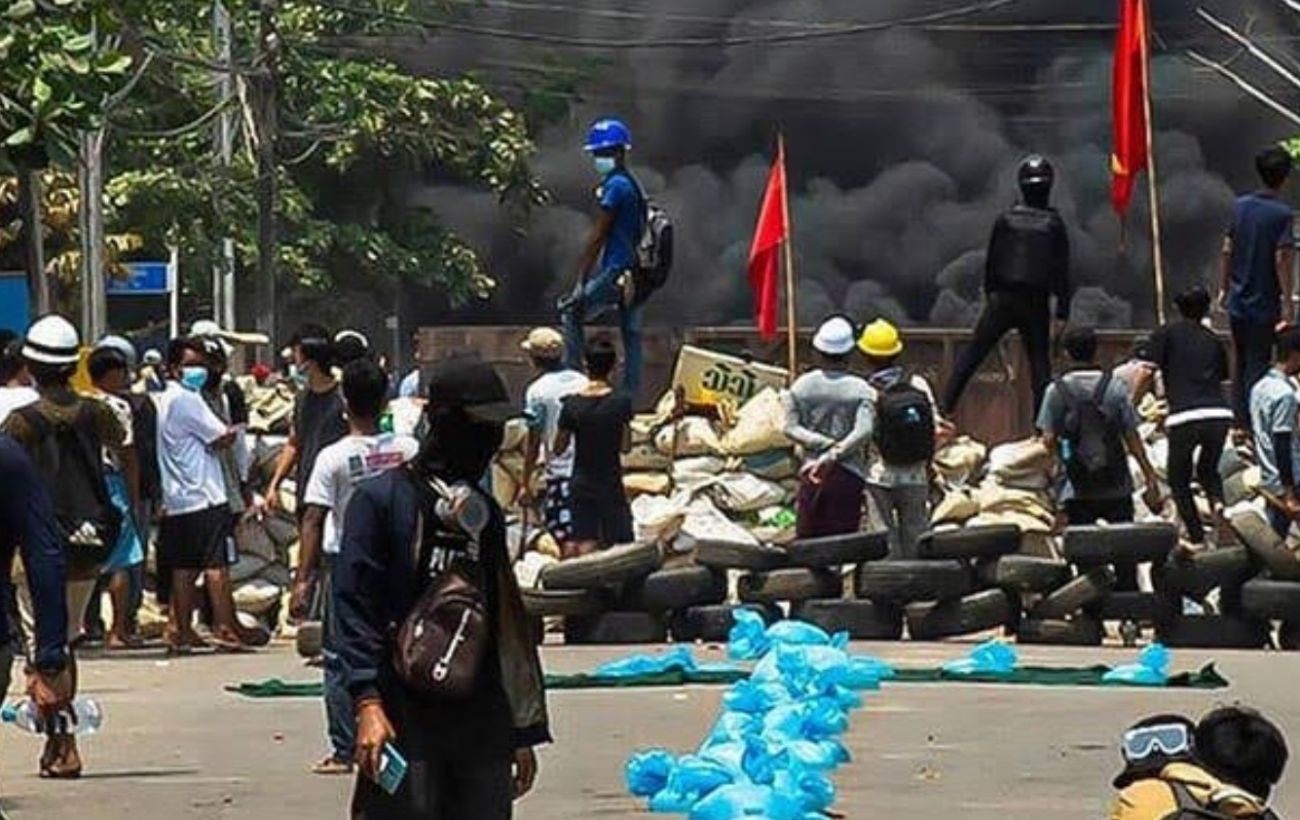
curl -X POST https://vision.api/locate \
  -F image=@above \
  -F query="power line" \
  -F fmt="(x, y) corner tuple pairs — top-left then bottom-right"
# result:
(317, 0), (1019, 49)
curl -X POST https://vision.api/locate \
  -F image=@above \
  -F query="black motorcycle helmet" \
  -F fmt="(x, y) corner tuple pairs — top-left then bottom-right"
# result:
(1018, 154), (1054, 207)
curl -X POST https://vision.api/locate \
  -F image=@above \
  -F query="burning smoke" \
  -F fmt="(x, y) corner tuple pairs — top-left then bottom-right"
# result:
(393, 0), (1297, 330)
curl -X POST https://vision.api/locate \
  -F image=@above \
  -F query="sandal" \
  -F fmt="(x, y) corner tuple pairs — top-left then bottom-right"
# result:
(310, 756), (355, 776)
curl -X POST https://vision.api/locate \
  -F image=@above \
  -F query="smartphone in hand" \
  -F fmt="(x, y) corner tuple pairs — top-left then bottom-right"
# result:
(377, 742), (408, 796)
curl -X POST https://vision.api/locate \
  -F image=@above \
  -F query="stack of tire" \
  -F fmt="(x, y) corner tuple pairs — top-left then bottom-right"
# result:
(854, 524), (1024, 641)
(1231, 511), (1300, 650)
(1014, 523), (1179, 647)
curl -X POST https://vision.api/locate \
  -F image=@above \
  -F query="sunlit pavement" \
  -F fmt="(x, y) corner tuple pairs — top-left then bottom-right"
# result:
(0, 640), (1296, 819)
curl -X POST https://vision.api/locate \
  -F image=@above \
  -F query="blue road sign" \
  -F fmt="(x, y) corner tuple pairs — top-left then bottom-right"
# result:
(107, 262), (170, 296)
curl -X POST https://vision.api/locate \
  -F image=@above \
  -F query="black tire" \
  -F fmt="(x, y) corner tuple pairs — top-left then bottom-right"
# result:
(695, 540), (790, 571)
(622, 566), (727, 612)
(295, 621), (323, 658)
(1032, 567), (1116, 620)
(738, 568), (842, 604)
(1154, 547), (1255, 599)
(791, 599), (903, 640)
(1231, 511), (1300, 582)
(1097, 591), (1176, 625)
(905, 589), (1014, 641)
(1241, 578), (1300, 621)
(1156, 614), (1271, 649)
(976, 555), (1072, 594)
(916, 525), (1021, 561)
(854, 560), (973, 604)
(1016, 617), (1103, 646)
(788, 531), (889, 568)
(564, 611), (668, 645)
(521, 587), (607, 618)
(263, 511), (298, 549)
(1280, 620), (1300, 651)
(670, 604), (781, 643)
(1062, 523), (1178, 566)
(540, 542), (663, 591)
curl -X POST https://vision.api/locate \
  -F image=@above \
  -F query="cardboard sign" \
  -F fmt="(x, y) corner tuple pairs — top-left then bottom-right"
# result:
(672, 345), (788, 407)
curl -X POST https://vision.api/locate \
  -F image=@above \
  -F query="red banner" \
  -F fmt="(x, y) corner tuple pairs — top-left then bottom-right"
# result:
(747, 141), (788, 340)
(1111, 0), (1148, 215)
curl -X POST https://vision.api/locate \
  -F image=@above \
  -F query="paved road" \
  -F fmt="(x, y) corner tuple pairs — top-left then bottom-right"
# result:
(0, 641), (1295, 819)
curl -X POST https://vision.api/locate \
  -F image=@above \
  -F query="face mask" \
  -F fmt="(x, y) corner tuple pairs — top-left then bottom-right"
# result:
(180, 366), (208, 392)
(594, 156), (617, 176)
(288, 363), (307, 388)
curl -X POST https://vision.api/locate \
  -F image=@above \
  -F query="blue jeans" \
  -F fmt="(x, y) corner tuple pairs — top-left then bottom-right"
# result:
(322, 564), (355, 762)
(561, 269), (643, 398)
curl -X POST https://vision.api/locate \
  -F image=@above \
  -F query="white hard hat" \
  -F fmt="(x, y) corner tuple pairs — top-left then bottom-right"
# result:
(96, 334), (138, 368)
(23, 315), (81, 365)
(190, 319), (222, 338)
(142, 349), (163, 366)
(812, 315), (857, 356)
(334, 329), (369, 349)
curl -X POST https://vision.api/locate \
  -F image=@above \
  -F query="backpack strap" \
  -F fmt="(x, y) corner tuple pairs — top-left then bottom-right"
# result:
(15, 404), (52, 445)
(610, 168), (649, 233)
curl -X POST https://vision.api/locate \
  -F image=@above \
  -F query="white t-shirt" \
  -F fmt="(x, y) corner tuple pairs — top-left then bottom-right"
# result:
(302, 432), (419, 555)
(524, 369), (588, 479)
(156, 382), (229, 516)
(0, 386), (38, 427)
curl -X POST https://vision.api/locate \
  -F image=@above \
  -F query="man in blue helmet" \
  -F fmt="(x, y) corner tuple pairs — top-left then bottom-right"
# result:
(560, 117), (648, 399)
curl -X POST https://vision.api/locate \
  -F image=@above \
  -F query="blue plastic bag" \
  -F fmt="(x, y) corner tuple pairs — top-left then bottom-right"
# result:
(1102, 642), (1170, 686)
(701, 711), (760, 750)
(772, 766), (836, 813)
(626, 748), (677, 797)
(688, 783), (806, 820)
(596, 646), (698, 679)
(765, 619), (834, 649)
(941, 639), (1018, 676)
(727, 609), (771, 660)
(723, 678), (791, 714)
(666, 755), (736, 798)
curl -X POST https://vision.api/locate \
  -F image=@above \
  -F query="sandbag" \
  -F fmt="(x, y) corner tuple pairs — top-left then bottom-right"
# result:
(625, 473), (672, 497)
(680, 496), (760, 548)
(500, 417), (528, 453)
(932, 488), (980, 525)
(234, 518), (278, 563)
(632, 493), (690, 545)
(718, 388), (792, 456)
(656, 417), (722, 457)
(932, 436), (987, 486)
(624, 443), (673, 472)
(742, 450), (799, 481)
(986, 438), (1052, 490)
(711, 473), (787, 514)
(233, 579), (282, 615)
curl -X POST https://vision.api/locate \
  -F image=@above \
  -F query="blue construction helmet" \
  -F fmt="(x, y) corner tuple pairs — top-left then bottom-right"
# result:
(583, 118), (632, 153)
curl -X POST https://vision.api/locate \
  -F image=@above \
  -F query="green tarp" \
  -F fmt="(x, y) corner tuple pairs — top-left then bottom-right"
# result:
(226, 663), (1228, 699)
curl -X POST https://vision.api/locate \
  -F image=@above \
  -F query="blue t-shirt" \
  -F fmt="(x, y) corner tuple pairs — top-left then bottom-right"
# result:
(1227, 192), (1295, 324)
(597, 172), (643, 275)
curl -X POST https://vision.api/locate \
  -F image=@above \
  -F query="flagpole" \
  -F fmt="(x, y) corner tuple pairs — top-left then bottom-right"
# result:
(1139, 0), (1167, 325)
(780, 133), (798, 381)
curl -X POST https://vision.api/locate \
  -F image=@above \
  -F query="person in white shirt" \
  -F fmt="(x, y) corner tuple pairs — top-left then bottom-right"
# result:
(294, 358), (417, 776)
(519, 327), (588, 548)
(155, 338), (242, 653)
(0, 332), (38, 426)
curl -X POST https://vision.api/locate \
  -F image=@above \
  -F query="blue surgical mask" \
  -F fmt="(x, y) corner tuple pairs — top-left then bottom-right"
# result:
(288, 363), (308, 389)
(180, 366), (208, 392)
(594, 156), (617, 176)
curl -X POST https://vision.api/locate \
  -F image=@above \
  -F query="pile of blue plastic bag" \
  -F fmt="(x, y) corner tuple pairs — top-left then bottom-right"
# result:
(624, 610), (896, 819)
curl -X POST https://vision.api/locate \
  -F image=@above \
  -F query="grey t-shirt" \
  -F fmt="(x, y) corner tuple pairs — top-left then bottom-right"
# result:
(1036, 369), (1140, 501)
(1250, 367), (1299, 494)
(783, 369), (874, 479)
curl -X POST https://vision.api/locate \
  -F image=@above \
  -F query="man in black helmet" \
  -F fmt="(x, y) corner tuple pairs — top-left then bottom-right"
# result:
(941, 155), (1072, 421)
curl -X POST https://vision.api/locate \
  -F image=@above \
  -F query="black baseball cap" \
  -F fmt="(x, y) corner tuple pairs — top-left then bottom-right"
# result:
(425, 352), (518, 423)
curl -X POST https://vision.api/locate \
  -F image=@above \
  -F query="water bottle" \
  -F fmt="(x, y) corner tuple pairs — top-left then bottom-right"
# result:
(1, 698), (104, 735)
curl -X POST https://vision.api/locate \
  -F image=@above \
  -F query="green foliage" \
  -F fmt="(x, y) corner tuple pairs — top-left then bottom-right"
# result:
(1281, 137), (1300, 162)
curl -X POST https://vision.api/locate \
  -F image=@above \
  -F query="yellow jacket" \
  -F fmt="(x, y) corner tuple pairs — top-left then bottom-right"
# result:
(1110, 763), (1273, 819)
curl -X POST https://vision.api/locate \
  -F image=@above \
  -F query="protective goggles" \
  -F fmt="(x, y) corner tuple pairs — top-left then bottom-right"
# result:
(1122, 723), (1192, 762)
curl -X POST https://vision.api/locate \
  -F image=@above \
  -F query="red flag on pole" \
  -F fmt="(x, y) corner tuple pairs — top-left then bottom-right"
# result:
(748, 140), (789, 340)
(1111, 0), (1148, 215)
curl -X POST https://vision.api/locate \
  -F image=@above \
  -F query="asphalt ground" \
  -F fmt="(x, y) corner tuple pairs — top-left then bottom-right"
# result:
(0, 640), (1294, 819)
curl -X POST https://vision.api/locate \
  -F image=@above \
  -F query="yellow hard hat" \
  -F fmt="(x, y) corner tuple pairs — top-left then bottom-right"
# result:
(858, 319), (903, 358)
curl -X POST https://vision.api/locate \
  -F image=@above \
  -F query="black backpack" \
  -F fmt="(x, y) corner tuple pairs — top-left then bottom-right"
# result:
(875, 377), (936, 465)
(16, 403), (121, 568)
(615, 170), (674, 307)
(1162, 782), (1282, 819)
(1058, 372), (1129, 498)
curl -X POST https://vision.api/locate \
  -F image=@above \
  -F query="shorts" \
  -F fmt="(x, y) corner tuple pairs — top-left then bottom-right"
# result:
(543, 478), (574, 543)
(158, 504), (234, 571)
(570, 493), (634, 546)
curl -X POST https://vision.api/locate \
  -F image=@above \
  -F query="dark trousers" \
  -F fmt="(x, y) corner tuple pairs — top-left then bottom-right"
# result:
(1065, 496), (1138, 591)
(1166, 418), (1230, 544)
(351, 755), (512, 820)
(941, 290), (1052, 421)
(796, 464), (865, 539)
(1230, 318), (1276, 426)
(322, 560), (355, 762)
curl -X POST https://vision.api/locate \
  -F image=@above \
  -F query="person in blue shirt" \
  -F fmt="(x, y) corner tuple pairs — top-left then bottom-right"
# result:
(1220, 145), (1296, 427)
(560, 117), (647, 399)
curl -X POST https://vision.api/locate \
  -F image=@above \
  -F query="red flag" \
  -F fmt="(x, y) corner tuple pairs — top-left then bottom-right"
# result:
(748, 140), (788, 340)
(1111, 0), (1148, 215)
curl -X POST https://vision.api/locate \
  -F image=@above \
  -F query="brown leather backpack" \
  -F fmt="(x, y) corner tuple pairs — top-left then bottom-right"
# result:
(393, 473), (490, 699)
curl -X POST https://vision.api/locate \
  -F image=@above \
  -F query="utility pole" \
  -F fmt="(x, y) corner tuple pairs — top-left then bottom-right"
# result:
(254, 0), (279, 343)
(18, 168), (49, 318)
(212, 1), (237, 331)
(78, 129), (107, 341)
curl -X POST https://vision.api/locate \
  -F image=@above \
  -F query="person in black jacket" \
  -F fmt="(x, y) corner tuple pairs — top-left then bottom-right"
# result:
(1141, 286), (1233, 547)
(942, 155), (1072, 421)
(334, 353), (549, 820)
